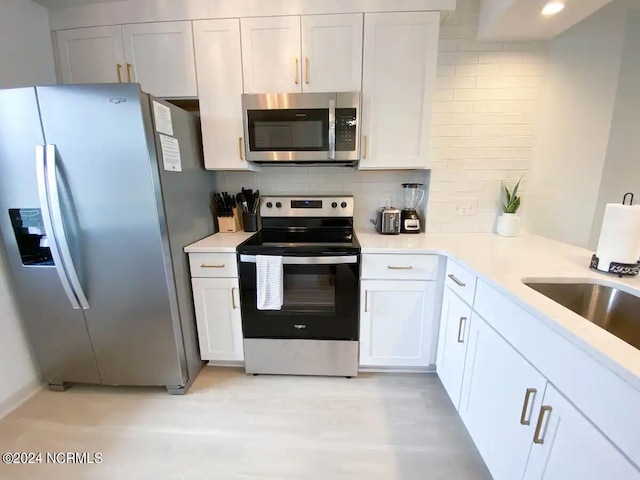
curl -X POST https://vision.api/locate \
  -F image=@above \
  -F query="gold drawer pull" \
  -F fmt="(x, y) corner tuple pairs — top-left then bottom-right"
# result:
(448, 274), (466, 287)
(387, 265), (413, 270)
(201, 264), (225, 268)
(520, 388), (537, 426)
(457, 316), (467, 343)
(533, 405), (553, 444)
(116, 64), (123, 82)
(126, 63), (132, 82)
(305, 57), (309, 84)
(238, 137), (244, 160)
(294, 57), (299, 84)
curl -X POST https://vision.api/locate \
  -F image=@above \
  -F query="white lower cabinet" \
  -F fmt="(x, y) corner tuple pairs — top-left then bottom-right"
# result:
(359, 279), (436, 367)
(459, 312), (547, 480)
(191, 277), (244, 362)
(436, 287), (472, 408)
(524, 384), (640, 480)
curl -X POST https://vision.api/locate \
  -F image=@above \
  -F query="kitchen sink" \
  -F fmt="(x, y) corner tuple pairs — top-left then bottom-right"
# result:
(523, 281), (640, 350)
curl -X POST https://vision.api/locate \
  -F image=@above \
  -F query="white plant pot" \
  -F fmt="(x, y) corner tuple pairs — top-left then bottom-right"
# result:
(496, 213), (520, 237)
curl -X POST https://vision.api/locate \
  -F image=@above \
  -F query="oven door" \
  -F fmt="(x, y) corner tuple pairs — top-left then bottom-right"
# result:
(242, 92), (360, 163)
(238, 254), (360, 341)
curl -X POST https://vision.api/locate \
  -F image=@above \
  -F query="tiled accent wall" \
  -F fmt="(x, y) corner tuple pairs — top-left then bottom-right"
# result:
(217, 0), (548, 233)
(215, 167), (430, 229)
(426, 0), (547, 233)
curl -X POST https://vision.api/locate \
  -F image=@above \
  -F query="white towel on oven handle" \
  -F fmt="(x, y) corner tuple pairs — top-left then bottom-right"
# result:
(256, 255), (284, 310)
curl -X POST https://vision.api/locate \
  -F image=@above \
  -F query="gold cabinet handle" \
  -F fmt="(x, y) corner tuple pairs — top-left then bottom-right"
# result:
(457, 316), (467, 343)
(238, 137), (244, 160)
(305, 57), (309, 84)
(294, 57), (299, 84)
(116, 64), (123, 82)
(448, 274), (466, 287)
(364, 290), (368, 313)
(533, 405), (553, 444)
(387, 265), (413, 270)
(231, 287), (237, 310)
(363, 135), (368, 159)
(126, 63), (132, 82)
(201, 264), (225, 268)
(520, 388), (537, 426)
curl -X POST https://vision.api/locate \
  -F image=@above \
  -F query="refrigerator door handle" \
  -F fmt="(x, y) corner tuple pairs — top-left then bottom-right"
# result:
(45, 144), (90, 310)
(35, 145), (81, 310)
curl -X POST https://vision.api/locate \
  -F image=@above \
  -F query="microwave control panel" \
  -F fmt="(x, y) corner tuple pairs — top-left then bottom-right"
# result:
(335, 108), (357, 151)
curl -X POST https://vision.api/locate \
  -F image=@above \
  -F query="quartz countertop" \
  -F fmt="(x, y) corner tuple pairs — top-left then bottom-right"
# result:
(184, 232), (255, 253)
(356, 227), (640, 389)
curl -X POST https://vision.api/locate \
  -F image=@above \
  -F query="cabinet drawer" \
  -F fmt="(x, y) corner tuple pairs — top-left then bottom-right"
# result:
(445, 259), (477, 306)
(189, 253), (238, 278)
(362, 254), (439, 280)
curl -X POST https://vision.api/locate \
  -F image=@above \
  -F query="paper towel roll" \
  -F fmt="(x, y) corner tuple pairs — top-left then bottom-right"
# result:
(595, 203), (640, 271)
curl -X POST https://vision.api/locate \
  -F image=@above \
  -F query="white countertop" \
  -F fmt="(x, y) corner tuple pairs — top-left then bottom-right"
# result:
(356, 227), (640, 389)
(184, 232), (255, 253)
(183, 228), (640, 389)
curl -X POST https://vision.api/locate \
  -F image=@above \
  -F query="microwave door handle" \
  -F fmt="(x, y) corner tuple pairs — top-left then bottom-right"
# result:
(328, 98), (336, 160)
(45, 144), (90, 310)
(35, 145), (80, 309)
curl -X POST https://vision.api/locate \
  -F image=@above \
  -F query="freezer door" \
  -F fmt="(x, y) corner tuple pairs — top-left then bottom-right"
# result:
(0, 87), (100, 384)
(36, 84), (186, 387)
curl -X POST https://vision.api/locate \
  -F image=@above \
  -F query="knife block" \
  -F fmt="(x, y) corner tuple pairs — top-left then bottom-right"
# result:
(217, 206), (243, 233)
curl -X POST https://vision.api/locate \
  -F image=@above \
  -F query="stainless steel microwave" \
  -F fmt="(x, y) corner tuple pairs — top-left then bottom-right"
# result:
(241, 92), (360, 165)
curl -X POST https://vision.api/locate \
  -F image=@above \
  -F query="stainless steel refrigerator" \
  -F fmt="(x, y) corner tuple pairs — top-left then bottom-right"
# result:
(0, 84), (214, 394)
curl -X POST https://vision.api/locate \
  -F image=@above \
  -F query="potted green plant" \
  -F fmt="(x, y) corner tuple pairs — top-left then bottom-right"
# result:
(497, 178), (522, 237)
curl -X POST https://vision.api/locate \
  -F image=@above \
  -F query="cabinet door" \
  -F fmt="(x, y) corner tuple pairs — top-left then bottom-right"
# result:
(524, 384), (640, 480)
(122, 22), (197, 97)
(360, 279), (436, 367)
(436, 287), (472, 408)
(301, 14), (363, 92)
(56, 26), (125, 84)
(194, 19), (253, 171)
(360, 12), (439, 169)
(191, 278), (244, 362)
(459, 313), (547, 480)
(241, 16), (302, 93)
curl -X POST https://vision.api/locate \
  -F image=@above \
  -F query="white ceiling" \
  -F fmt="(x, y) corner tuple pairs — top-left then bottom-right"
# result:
(34, 0), (120, 8)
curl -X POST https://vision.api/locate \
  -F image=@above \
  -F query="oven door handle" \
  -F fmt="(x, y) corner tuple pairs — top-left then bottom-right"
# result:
(239, 254), (358, 265)
(328, 98), (336, 160)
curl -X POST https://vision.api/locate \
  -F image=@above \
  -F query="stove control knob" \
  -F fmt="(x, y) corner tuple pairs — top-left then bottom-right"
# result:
(275, 202), (282, 208)
(331, 202), (338, 208)
(266, 202), (273, 208)
(341, 201), (348, 208)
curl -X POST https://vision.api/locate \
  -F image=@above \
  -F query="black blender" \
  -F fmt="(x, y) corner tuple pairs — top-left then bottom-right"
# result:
(400, 183), (425, 234)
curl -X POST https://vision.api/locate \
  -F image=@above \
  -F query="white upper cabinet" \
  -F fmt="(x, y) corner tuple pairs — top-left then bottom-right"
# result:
(56, 26), (125, 84)
(524, 384), (640, 480)
(122, 22), (197, 97)
(241, 16), (302, 94)
(360, 12), (439, 169)
(193, 19), (253, 171)
(300, 14), (363, 92)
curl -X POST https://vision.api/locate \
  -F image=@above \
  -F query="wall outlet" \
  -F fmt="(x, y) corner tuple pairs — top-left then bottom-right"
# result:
(456, 198), (477, 216)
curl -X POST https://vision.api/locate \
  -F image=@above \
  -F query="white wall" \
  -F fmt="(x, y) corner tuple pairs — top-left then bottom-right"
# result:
(426, 0), (547, 233)
(523, 1), (628, 248)
(0, 0), (56, 416)
(589, 10), (640, 249)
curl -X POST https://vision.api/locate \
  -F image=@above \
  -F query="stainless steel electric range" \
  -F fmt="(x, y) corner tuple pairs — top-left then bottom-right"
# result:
(236, 195), (360, 377)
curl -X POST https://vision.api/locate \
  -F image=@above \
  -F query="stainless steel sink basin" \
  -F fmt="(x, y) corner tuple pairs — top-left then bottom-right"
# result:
(524, 282), (640, 350)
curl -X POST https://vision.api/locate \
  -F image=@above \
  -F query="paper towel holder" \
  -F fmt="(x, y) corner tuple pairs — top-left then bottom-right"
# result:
(590, 192), (639, 277)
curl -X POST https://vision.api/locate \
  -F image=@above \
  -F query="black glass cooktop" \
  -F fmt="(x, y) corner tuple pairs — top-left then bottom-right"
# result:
(237, 228), (360, 255)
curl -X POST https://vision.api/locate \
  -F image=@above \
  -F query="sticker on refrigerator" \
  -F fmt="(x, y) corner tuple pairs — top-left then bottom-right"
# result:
(152, 101), (173, 135)
(159, 134), (182, 172)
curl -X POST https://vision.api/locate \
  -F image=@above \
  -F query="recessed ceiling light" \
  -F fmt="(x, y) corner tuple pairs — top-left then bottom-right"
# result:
(541, 1), (565, 16)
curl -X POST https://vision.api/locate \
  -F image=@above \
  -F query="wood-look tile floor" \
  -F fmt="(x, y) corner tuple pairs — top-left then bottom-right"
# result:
(0, 368), (491, 480)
